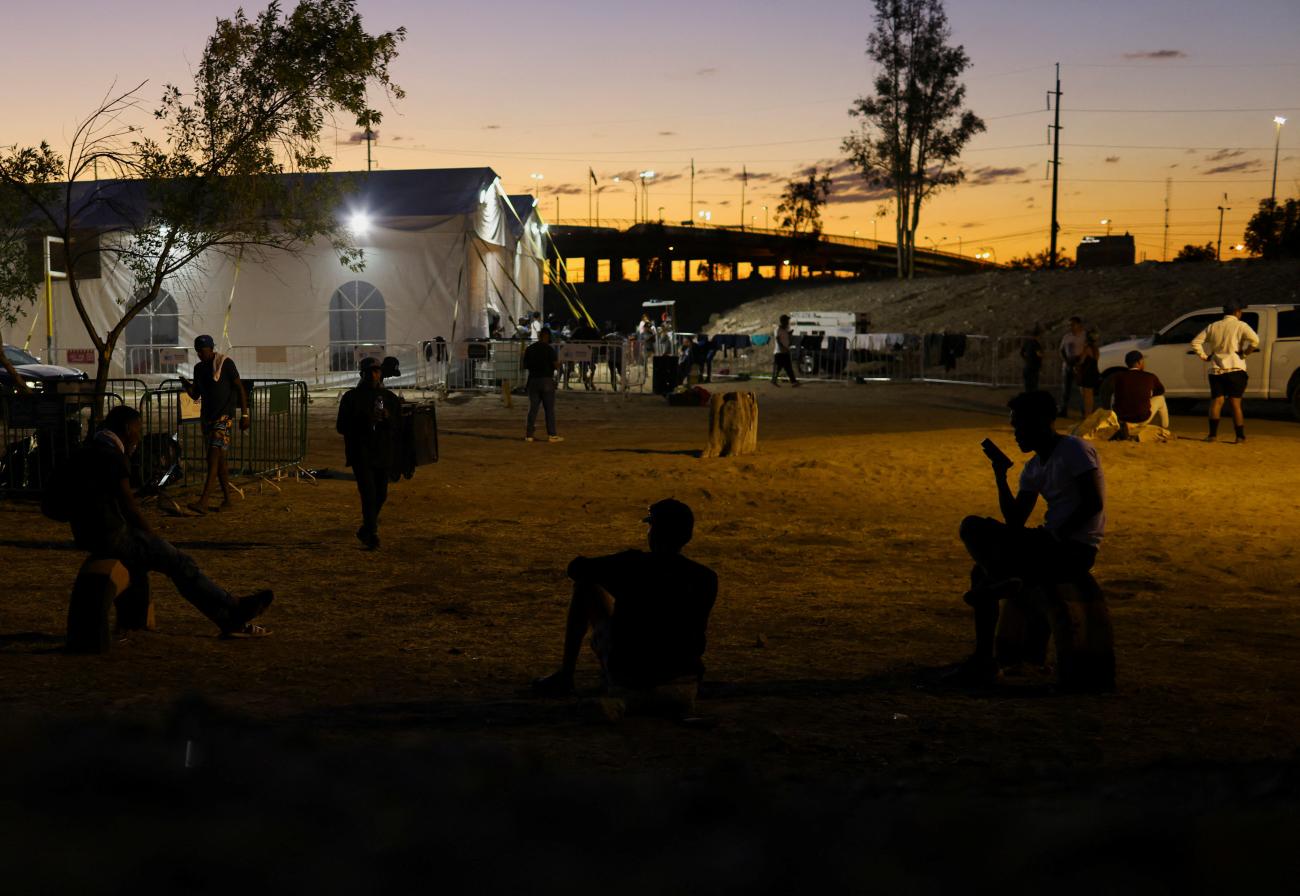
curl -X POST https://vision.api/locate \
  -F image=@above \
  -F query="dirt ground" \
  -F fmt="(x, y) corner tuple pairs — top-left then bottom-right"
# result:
(3, 381), (1298, 891)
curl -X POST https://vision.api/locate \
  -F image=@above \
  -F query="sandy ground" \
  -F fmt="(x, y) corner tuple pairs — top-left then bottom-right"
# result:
(2, 382), (1298, 890)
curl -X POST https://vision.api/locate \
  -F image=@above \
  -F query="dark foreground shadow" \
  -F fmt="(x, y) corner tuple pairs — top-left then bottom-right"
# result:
(0, 539), (78, 551)
(443, 429), (529, 442)
(0, 631), (63, 654)
(602, 447), (703, 457)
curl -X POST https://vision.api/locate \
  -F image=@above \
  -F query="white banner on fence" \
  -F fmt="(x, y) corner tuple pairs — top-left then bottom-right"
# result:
(557, 344), (595, 362)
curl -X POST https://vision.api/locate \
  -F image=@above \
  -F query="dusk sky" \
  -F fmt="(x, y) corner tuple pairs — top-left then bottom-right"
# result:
(3, 0), (1297, 261)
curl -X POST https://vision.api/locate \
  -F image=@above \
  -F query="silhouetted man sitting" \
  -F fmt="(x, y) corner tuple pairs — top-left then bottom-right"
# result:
(533, 499), (718, 697)
(68, 406), (273, 637)
(949, 390), (1105, 685)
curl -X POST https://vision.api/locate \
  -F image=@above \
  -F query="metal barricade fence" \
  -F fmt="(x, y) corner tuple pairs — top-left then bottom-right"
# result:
(0, 386), (120, 497)
(226, 345), (319, 387)
(138, 379), (310, 486)
(916, 334), (995, 385)
(554, 339), (640, 392)
(992, 336), (1065, 391)
(436, 339), (643, 393)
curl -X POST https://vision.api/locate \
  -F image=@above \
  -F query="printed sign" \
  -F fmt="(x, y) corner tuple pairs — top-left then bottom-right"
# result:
(159, 348), (188, 366)
(557, 344), (593, 363)
(66, 348), (96, 365)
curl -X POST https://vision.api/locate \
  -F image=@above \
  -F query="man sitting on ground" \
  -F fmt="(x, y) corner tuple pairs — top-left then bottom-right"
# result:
(532, 499), (718, 696)
(68, 406), (273, 637)
(1109, 350), (1168, 439)
(948, 390), (1105, 685)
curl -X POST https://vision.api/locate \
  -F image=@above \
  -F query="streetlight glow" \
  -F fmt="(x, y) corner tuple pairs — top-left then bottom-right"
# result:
(349, 212), (371, 237)
(1274, 116), (1287, 126)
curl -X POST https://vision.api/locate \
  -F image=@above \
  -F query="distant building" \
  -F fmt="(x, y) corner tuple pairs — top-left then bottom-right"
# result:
(1076, 233), (1135, 268)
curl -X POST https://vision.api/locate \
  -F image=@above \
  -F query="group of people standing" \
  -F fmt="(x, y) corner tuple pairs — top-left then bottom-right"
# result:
(1021, 303), (1259, 443)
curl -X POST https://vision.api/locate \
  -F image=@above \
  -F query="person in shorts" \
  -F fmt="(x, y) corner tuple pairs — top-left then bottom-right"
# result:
(532, 499), (718, 696)
(180, 335), (249, 514)
(1191, 301), (1260, 443)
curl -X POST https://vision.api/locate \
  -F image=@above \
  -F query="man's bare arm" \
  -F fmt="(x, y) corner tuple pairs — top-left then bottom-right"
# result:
(116, 477), (155, 539)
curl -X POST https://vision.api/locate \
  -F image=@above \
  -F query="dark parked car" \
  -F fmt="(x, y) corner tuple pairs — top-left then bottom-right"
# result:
(1, 344), (90, 393)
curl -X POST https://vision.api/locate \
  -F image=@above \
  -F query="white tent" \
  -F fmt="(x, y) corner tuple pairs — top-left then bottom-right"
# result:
(12, 168), (545, 384)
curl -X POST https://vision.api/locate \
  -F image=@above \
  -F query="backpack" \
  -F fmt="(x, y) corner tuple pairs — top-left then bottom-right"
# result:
(40, 458), (77, 522)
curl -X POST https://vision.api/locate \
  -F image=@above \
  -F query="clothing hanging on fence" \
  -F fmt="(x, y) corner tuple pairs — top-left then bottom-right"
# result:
(941, 333), (967, 372)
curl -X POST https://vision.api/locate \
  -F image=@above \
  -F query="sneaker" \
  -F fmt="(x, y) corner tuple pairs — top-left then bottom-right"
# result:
(524, 436), (535, 442)
(531, 671), (575, 697)
(224, 589), (274, 634)
(1202, 435), (1217, 442)
(548, 435), (565, 443)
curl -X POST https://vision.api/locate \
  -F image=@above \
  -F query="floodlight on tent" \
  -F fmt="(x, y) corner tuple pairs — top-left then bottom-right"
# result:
(349, 212), (371, 237)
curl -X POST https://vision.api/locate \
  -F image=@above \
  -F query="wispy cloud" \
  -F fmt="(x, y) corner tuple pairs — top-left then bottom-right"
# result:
(1105, 155), (1120, 163)
(482, 124), (501, 130)
(1204, 148), (1245, 163)
(658, 130), (677, 137)
(346, 131), (377, 143)
(1123, 49), (1187, 60)
(696, 67), (719, 77)
(1203, 160), (1264, 176)
(550, 183), (585, 196)
(968, 165), (1028, 186)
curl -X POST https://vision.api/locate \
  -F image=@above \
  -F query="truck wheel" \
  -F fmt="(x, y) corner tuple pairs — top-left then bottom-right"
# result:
(1291, 374), (1300, 421)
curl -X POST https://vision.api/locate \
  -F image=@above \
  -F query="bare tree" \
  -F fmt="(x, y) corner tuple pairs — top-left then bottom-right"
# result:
(0, 0), (404, 417)
(842, 0), (984, 279)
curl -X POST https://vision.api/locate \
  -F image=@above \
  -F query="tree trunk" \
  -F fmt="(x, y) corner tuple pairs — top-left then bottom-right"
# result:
(703, 391), (758, 458)
(92, 342), (114, 428)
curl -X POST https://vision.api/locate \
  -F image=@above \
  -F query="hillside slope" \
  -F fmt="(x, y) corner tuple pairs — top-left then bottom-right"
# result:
(706, 259), (1300, 341)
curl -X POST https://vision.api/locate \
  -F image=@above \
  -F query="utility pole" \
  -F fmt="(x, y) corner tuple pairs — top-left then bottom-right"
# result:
(740, 165), (747, 232)
(1216, 193), (1230, 261)
(690, 158), (695, 224)
(1048, 63), (1062, 269)
(365, 127), (373, 172)
(1163, 177), (1172, 262)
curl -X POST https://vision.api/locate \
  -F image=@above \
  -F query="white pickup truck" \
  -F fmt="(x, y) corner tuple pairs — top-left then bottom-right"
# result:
(1098, 304), (1300, 419)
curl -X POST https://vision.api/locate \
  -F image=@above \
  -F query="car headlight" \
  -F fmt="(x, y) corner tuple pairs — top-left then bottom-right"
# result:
(23, 379), (42, 390)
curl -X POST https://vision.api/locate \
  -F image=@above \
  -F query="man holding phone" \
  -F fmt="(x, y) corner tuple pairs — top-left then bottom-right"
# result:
(949, 390), (1106, 685)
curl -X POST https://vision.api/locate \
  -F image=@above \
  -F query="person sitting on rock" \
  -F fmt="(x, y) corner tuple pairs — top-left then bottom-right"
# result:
(67, 405), (273, 637)
(947, 390), (1106, 685)
(1109, 350), (1168, 439)
(532, 499), (718, 697)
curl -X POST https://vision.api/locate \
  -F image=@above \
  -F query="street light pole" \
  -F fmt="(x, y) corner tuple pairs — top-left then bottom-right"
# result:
(530, 172), (544, 199)
(1271, 116), (1286, 206)
(1217, 194), (1230, 261)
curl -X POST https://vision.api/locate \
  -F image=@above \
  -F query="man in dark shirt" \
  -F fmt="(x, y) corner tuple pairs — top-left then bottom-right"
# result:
(523, 327), (563, 442)
(336, 356), (402, 549)
(179, 335), (249, 514)
(69, 405), (273, 636)
(532, 499), (719, 696)
(1109, 350), (1168, 437)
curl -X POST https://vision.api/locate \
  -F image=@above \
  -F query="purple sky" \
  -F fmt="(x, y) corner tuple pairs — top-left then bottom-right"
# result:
(3, 0), (1297, 259)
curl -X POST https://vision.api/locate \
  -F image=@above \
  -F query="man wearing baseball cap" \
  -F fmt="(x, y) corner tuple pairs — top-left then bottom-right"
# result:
(336, 356), (402, 549)
(532, 498), (718, 698)
(180, 335), (249, 514)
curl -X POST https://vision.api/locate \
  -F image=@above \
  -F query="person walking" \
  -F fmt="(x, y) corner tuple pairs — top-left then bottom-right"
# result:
(1058, 316), (1087, 418)
(336, 356), (402, 549)
(1191, 301), (1260, 443)
(524, 327), (563, 443)
(772, 314), (800, 387)
(179, 335), (249, 514)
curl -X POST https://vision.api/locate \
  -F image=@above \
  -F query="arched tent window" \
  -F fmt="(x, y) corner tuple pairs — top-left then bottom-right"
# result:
(329, 280), (386, 371)
(124, 289), (180, 374)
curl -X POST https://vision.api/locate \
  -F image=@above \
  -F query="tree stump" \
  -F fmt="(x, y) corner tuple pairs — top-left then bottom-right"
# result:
(703, 391), (758, 458)
(1030, 574), (1117, 693)
(67, 559), (132, 654)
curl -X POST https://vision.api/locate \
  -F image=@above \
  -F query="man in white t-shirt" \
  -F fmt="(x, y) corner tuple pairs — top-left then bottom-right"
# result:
(771, 314), (800, 386)
(1190, 301), (1259, 443)
(948, 390), (1106, 685)
(529, 312), (543, 342)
